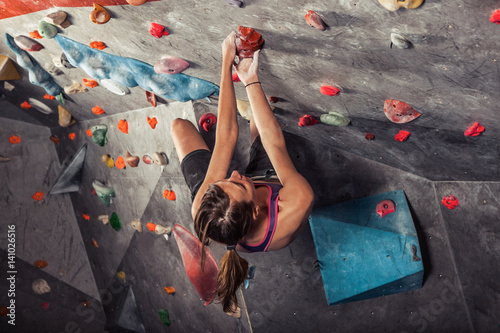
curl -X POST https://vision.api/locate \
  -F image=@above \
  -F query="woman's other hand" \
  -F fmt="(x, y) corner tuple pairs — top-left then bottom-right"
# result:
(235, 50), (260, 86)
(222, 31), (237, 66)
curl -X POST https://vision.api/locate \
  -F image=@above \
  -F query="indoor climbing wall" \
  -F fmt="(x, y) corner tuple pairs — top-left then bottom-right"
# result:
(0, 0), (499, 332)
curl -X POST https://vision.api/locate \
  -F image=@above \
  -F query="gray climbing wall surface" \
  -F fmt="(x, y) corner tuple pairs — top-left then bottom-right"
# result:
(1, 0), (499, 332)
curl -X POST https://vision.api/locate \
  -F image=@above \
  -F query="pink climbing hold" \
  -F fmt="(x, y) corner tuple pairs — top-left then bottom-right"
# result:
(173, 224), (219, 304)
(490, 10), (500, 24)
(298, 115), (318, 127)
(305, 10), (326, 31)
(442, 195), (459, 210)
(376, 199), (396, 217)
(149, 23), (169, 38)
(154, 55), (190, 75)
(464, 122), (485, 137)
(199, 113), (217, 132)
(384, 100), (421, 124)
(394, 130), (410, 142)
(320, 85), (341, 96)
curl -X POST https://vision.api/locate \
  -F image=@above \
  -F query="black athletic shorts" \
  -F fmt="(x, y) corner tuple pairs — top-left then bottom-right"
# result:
(181, 135), (277, 200)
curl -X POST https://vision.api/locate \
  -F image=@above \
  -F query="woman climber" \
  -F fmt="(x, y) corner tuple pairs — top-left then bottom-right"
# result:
(171, 31), (314, 313)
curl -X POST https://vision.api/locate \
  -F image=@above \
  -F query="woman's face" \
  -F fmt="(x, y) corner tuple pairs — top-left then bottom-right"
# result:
(216, 170), (256, 204)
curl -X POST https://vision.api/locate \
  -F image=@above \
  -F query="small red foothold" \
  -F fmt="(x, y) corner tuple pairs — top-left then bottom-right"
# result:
(82, 78), (98, 88)
(365, 133), (375, 140)
(9, 135), (21, 144)
(464, 122), (485, 137)
(305, 10), (326, 31)
(298, 115), (318, 127)
(50, 135), (59, 144)
(42, 302), (49, 310)
(146, 91), (157, 107)
(320, 85), (341, 96)
(147, 222), (156, 232)
(86, 129), (93, 137)
(118, 119), (128, 134)
(92, 106), (105, 115)
(44, 94), (55, 100)
(394, 130), (410, 142)
(68, 132), (76, 140)
(32, 192), (44, 201)
(269, 96), (278, 103)
(232, 72), (240, 82)
(82, 213), (90, 220)
(147, 116), (158, 129)
(149, 23), (169, 38)
(442, 195), (459, 210)
(199, 113), (217, 132)
(163, 189), (176, 201)
(490, 10), (500, 24)
(90, 41), (106, 50)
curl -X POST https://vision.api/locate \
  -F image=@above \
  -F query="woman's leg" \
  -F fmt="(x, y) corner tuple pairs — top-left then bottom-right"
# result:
(171, 118), (210, 162)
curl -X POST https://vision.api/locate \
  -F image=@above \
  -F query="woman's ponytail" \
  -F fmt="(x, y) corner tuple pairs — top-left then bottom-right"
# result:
(215, 248), (248, 313)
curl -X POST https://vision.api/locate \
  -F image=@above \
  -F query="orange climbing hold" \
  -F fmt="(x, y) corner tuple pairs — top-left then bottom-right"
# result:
(149, 22), (169, 38)
(115, 156), (126, 169)
(91, 239), (99, 248)
(34, 260), (48, 268)
(82, 78), (98, 88)
(320, 85), (341, 96)
(164, 286), (176, 294)
(464, 122), (485, 137)
(20, 101), (32, 109)
(163, 189), (176, 201)
(395, 130), (410, 142)
(86, 129), (93, 137)
(9, 135), (21, 144)
(90, 41), (106, 50)
(29, 30), (43, 39)
(82, 213), (90, 220)
(68, 132), (76, 140)
(147, 116), (158, 129)
(92, 106), (105, 115)
(147, 222), (156, 232)
(90, 3), (110, 24)
(118, 119), (128, 134)
(43, 94), (55, 100)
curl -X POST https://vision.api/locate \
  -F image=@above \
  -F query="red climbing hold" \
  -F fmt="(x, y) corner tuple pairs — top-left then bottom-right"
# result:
(147, 116), (158, 129)
(90, 41), (106, 50)
(376, 199), (396, 217)
(146, 91), (157, 107)
(320, 85), (341, 96)
(42, 302), (49, 310)
(9, 135), (21, 144)
(20, 101), (32, 109)
(365, 133), (375, 140)
(164, 286), (176, 294)
(118, 119), (128, 134)
(149, 23), (169, 38)
(298, 115), (318, 127)
(232, 72), (240, 82)
(82, 213), (90, 220)
(50, 135), (59, 144)
(442, 195), (459, 210)
(394, 130), (410, 142)
(236, 26), (264, 58)
(384, 100), (421, 123)
(490, 10), (500, 24)
(268, 96), (278, 103)
(86, 129), (93, 137)
(147, 222), (157, 232)
(68, 132), (76, 140)
(43, 94), (55, 100)
(464, 122), (485, 137)
(34, 260), (48, 268)
(32, 192), (44, 201)
(172, 224), (219, 304)
(199, 113), (217, 132)
(82, 78), (98, 88)
(305, 10), (326, 31)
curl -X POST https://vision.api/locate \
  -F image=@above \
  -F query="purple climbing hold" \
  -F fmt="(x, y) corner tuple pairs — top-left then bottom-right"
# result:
(14, 35), (44, 52)
(223, 0), (244, 7)
(154, 56), (190, 75)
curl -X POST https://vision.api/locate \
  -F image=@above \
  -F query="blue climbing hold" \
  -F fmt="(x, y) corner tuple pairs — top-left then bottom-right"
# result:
(53, 35), (219, 102)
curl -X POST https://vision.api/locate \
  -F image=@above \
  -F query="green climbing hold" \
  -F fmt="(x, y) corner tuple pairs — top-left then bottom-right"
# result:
(55, 92), (65, 105)
(320, 111), (350, 126)
(110, 212), (121, 231)
(92, 180), (115, 207)
(39, 21), (58, 39)
(158, 309), (171, 326)
(91, 124), (108, 147)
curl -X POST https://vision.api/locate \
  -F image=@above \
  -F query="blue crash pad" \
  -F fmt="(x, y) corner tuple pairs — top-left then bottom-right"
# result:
(309, 190), (424, 305)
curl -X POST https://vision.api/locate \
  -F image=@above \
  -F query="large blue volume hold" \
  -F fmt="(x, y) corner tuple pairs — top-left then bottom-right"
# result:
(53, 35), (219, 102)
(309, 190), (424, 305)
